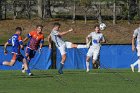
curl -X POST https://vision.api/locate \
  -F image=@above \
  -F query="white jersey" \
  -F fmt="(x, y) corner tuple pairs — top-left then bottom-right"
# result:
(133, 27), (140, 47)
(50, 30), (65, 47)
(88, 32), (104, 48)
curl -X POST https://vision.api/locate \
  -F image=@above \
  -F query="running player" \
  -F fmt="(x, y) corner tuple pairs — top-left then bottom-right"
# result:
(86, 25), (106, 72)
(48, 22), (89, 74)
(130, 26), (140, 72)
(2, 27), (32, 76)
(22, 25), (44, 73)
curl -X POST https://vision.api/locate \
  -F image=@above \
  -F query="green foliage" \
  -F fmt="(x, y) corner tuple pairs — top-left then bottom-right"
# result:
(80, 0), (92, 6)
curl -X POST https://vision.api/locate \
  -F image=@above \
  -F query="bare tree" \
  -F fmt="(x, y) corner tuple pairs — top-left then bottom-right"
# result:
(26, 0), (31, 19)
(37, 0), (43, 18)
(44, 0), (52, 18)
(0, 0), (2, 20)
(72, 0), (76, 23)
(93, 2), (102, 24)
(80, 0), (92, 24)
(113, 0), (116, 25)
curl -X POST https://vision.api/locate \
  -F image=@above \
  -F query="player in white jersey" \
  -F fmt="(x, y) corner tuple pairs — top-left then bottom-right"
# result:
(130, 26), (140, 72)
(86, 25), (106, 72)
(48, 22), (89, 74)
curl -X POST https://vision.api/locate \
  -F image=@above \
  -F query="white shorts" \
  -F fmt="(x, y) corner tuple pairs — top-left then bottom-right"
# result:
(58, 42), (72, 55)
(65, 42), (72, 48)
(136, 46), (140, 56)
(87, 46), (100, 61)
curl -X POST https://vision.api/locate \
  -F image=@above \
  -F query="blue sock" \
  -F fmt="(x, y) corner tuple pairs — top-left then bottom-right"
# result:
(26, 69), (31, 74)
(59, 63), (64, 71)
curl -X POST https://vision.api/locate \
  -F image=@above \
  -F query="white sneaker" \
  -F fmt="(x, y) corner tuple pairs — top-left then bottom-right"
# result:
(130, 64), (134, 72)
(28, 73), (33, 76)
(22, 69), (26, 73)
(86, 69), (89, 72)
(21, 65), (25, 73)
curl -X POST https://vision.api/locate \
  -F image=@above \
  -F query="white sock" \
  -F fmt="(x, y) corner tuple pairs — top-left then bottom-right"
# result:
(138, 60), (140, 72)
(86, 62), (89, 70)
(77, 45), (87, 48)
(133, 59), (140, 67)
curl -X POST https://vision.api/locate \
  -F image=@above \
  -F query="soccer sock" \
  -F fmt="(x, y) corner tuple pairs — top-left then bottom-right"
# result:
(138, 60), (140, 72)
(26, 69), (31, 74)
(77, 45), (87, 48)
(86, 62), (89, 70)
(133, 59), (140, 67)
(59, 63), (64, 71)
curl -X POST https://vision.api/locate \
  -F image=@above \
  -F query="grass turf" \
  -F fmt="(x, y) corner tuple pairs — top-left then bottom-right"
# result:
(0, 69), (140, 93)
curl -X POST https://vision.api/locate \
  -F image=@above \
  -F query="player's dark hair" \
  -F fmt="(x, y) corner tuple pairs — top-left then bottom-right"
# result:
(53, 22), (61, 27)
(94, 24), (100, 28)
(36, 25), (43, 28)
(15, 27), (22, 32)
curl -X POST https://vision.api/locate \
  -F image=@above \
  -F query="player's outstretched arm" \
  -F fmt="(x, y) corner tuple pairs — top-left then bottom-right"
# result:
(86, 34), (92, 44)
(132, 37), (136, 51)
(23, 37), (29, 42)
(48, 34), (52, 49)
(4, 42), (9, 55)
(58, 28), (73, 36)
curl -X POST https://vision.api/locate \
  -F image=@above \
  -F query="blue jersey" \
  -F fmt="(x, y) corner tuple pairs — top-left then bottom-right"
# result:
(8, 34), (23, 54)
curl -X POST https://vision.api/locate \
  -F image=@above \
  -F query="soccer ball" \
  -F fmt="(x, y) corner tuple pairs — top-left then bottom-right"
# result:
(99, 23), (106, 30)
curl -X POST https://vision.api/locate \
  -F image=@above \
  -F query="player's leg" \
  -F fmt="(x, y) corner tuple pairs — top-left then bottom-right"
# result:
(86, 56), (90, 72)
(92, 50), (99, 69)
(65, 42), (89, 48)
(58, 44), (66, 74)
(130, 59), (139, 72)
(138, 59), (140, 72)
(22, 47), (31, 73)
(86, 46), (93, 72)
(3, 53), (17, 66)
(18, 54), (33, 76)
(131, 46), (140, 72)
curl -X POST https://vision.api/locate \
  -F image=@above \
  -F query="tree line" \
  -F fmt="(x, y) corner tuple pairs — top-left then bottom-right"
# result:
(0, 0), (139, 24)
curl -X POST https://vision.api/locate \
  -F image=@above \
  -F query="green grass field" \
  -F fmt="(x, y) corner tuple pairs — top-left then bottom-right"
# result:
(0, 69), (140, 93)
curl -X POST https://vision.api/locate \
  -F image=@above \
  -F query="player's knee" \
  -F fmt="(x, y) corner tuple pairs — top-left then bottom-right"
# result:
(86, 57), (90, 62)
(62, 55), (66, 60)
(9, 62), (15, 66)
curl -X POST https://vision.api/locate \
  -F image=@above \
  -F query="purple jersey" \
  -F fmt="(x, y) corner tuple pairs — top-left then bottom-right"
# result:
(8, 34), (23, 54)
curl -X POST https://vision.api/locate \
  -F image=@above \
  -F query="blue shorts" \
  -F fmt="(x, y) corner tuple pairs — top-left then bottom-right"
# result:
(26, 47), (36, 59)
(12, 53), (24, 62)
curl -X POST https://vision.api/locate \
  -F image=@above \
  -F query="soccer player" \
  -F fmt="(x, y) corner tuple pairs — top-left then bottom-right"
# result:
(130, 26), (140, 72)
(48, 22), (89, 74)
(86, 25), (106, 72)
(22, 25), (44, 73)
(2, 27), (32, 76)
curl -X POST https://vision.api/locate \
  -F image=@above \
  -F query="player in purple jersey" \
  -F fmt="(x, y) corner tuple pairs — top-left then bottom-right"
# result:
(2, 27), (33, 76)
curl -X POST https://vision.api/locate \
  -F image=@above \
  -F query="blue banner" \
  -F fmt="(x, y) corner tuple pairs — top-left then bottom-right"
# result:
(56, 45), (138, 69)
(56, 48), (93, 69)
(100, 45), (137, 68)
(0, 46), (52, 70)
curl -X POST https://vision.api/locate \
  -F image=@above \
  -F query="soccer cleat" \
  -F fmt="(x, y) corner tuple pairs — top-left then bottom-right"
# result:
(86, 69), (89, 72)
(58, 70), (63, 74)
(130, 64), (134, 72)
(28, 73), (34, 76)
